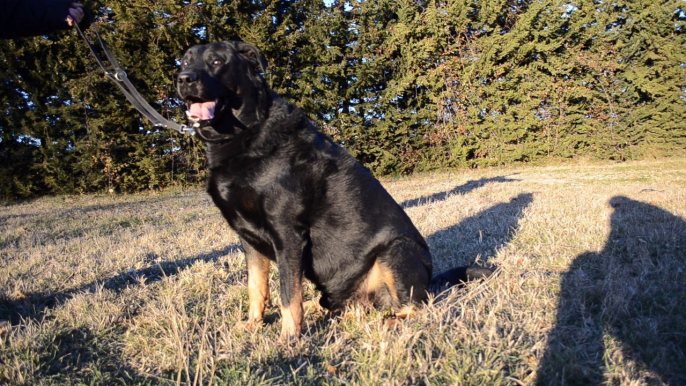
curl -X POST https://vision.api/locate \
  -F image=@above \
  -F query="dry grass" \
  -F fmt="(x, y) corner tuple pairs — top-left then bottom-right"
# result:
(1, 158), (684, 385)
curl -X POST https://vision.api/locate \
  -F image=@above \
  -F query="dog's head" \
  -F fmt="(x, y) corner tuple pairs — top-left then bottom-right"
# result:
(177, 41), (270, 141)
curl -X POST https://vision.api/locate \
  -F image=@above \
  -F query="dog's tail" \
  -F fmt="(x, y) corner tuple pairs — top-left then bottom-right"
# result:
(430, 265), (494, 291)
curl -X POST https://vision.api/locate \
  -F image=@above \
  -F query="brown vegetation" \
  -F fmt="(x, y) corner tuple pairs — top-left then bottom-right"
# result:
(1, 159), (684, 385)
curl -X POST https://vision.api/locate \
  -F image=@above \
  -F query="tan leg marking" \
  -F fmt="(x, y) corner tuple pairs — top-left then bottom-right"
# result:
(278, 269), (303, 342)
(364, 261), (383, 293)
(279, 293), (303, 343)
(247, 253), (270, 326)
(363, 261), (419, 331)
(361, 261), (400, 308)
(381, 265), (400, 307)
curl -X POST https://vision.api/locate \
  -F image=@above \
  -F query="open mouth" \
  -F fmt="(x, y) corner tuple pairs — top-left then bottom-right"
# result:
(185, 97), (218, 121)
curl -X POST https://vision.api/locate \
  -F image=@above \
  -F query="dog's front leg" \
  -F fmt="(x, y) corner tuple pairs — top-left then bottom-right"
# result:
(243, 242), (271, 327)
(275, 231), (306, 342)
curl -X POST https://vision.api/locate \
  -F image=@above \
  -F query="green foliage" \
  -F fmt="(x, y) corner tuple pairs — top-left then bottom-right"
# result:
(1, 0), (684, 198)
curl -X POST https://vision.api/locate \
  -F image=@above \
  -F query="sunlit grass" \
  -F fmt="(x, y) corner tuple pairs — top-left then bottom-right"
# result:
(1, 158), (684, 385)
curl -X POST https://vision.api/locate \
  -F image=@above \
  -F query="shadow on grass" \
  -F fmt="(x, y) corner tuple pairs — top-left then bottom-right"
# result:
(35, 326), (146, 384)
(427, 192), (534, 275)
(400, 175), (518, 209)
(0, 244), (240, 325)
(215, 352), (329, 384)
(536, 196), (686, 385)
(0, 241), (239, 384)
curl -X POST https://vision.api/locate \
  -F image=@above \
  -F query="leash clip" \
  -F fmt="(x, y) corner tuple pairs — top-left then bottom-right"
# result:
(114, 70), (127, 82)
(114, 70), (128, 82)
(183, 125), (196, 136)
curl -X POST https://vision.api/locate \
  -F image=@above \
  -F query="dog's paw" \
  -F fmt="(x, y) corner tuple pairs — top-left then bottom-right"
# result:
(382, 316), (401, 331)
(278, 325), (301, 342)
(382, 305), (416, 331)
(277, 331), (300, 347)
(235, 319), (262, 332)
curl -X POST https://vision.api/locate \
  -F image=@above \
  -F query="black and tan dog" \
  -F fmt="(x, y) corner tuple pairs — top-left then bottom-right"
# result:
(177, 41), (490, 341)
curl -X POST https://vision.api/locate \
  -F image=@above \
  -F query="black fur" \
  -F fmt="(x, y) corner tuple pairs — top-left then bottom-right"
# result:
(177, 41), (490, 339)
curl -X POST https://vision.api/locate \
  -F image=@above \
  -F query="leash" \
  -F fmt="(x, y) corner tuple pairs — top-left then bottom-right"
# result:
(74, 22), (195, 136)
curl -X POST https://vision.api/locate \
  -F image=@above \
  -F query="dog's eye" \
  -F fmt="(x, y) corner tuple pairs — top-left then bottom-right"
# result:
(181, 60), (188, 67)
(212, 59), (223, 67)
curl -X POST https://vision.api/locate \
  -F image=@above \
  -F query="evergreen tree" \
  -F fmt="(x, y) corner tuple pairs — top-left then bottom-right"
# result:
(0, 0), (683, 199)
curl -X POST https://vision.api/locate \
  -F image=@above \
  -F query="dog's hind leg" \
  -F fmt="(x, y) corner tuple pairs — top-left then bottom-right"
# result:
(373, 241), (431, 331)
(364, 240), (432, 311)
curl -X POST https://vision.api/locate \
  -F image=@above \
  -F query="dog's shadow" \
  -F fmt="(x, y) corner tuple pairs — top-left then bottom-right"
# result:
(400, 175), (519, 209)
(427, 192), (534, 276)
(536, 196), (686, 385)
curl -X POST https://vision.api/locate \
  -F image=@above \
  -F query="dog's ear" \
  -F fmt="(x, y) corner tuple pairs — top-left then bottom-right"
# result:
(235, 42), (268, 74)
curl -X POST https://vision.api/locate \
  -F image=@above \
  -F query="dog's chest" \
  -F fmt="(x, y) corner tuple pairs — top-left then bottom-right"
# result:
(207, 173), (280, 252)
(210, 176), (261, 221)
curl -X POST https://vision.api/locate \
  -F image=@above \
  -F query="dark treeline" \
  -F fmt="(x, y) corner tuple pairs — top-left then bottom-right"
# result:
(1, 0), (684, 199)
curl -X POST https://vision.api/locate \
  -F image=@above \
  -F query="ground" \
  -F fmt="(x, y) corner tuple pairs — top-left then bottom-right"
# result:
(1, 159), (685, 385)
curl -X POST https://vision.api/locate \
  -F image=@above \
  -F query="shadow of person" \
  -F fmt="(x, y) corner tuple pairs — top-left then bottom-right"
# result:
(428, 193), (534, 278)
(536, 196), (686, 385)
(400, 176), (519, 209)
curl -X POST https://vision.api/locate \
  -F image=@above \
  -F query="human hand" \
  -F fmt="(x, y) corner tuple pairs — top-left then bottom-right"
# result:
(66, 2), (85, 27)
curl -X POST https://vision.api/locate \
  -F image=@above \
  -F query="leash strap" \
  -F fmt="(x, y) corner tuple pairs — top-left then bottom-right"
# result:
(75, 22), (195, 136)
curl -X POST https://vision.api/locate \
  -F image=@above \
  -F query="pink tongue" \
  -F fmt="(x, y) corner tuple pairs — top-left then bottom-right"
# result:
(188, 101), (216, 120)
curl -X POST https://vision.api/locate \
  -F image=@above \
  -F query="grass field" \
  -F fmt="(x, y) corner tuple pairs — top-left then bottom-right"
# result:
(1, 159), (685, 385)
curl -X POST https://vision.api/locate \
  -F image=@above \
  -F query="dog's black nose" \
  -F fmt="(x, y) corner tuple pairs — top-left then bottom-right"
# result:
(178, 71), (197, 84)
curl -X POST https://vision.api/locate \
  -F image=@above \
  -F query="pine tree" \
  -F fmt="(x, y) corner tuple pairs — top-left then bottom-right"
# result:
(0, 0), (683, 199)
